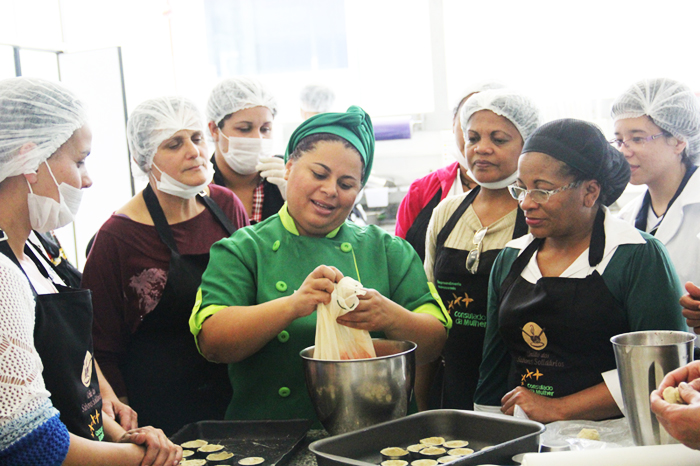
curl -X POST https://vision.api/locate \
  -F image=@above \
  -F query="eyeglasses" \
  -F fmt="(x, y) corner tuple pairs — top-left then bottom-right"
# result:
(609, 133), (664, 149)
(466, 227), (488, 274)
(507, 181), (582, 205)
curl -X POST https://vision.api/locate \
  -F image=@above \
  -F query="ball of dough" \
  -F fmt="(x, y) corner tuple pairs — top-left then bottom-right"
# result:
(663, 386), (686, 405)
(577, 428), (600, 441)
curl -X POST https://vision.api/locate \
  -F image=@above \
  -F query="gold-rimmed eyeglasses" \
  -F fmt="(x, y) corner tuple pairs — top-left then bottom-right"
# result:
(507, 181), (582, 205)
(466, 227), (488, 274)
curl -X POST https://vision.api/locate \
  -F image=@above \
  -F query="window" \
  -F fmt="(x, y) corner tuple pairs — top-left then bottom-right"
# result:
(204, 0), (348, 76)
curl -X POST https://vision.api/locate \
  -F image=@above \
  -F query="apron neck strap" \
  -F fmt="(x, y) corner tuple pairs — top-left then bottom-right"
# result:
(143, 184), (237, 255)
(588, 208), (606, 267)
(436, 186), (480, 249)
(143, 184), (179, 253)
(500, 207), (606, 295)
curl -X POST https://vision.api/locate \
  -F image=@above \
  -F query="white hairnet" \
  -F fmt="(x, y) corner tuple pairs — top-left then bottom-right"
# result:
(453, 80), (507, 118)
(0, 77), (87, 183)
(300, 84), (335, 113)
(611, 78), (700, 163)
(206, 77), (277, 125)
(461, 88), (541, 141)
(127, 96), (204, 173)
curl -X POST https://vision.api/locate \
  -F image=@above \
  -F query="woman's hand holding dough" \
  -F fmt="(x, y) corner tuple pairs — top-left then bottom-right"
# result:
(288, 265), (344, 318)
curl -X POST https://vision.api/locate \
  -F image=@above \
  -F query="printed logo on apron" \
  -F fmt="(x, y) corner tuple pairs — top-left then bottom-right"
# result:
(447, 291), (483, 328)
(521, 322), (547, 350)
(88, 408), (104, 440)
(82, 351), (93, 387)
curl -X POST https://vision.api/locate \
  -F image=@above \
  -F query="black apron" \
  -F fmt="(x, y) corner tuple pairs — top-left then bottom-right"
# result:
(497, 209), (628, 398)
(432, 187), (527, 409)
(31, 231), (83, 289)
(405, 189), (443, 263)
(121, 185), (235, 435)
(0, 232), (103, 440)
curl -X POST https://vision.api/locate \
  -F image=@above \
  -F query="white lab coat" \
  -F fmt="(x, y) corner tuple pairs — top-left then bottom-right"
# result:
(618, 169), (700, 289)
(618, 170), (700, 344)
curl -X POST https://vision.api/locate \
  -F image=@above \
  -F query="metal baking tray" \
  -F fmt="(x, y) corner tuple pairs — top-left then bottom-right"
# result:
(309, 410), (545, 466)
(170, 419), (313, 465)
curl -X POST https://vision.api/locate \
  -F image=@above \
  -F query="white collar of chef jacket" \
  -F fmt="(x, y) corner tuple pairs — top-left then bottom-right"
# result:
(505, 206), (646, 282)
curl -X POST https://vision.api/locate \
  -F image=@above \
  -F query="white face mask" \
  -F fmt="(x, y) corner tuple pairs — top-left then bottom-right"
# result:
(150, 161), (213, 199)
(467, 167), (519, 190)
(449, 142), (468, 169)
(220, 134), (274, 175)
(26, 161), (84, 233)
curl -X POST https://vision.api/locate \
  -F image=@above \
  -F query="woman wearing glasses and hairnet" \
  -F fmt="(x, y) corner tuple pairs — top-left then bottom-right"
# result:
(0, 78), (180, 465)
(206, 77), (286, 223)
(419, 88), (539, 411)
(611, 78), (700, 336)
(82, 96), (248, 435)
(475, 119), (686, 423)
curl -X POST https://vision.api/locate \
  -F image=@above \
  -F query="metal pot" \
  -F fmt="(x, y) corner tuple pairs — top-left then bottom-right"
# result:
(300, 339), (416, 435)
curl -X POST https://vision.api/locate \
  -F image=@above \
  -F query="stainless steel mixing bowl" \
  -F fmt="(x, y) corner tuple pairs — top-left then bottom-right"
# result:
(300, 339), (416, 435)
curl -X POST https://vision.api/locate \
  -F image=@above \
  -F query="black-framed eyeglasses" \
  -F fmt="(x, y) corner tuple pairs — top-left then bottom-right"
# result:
(507, 181), (582, 205)
(466, 227), (488, 274)
(609, 133), (664, 149)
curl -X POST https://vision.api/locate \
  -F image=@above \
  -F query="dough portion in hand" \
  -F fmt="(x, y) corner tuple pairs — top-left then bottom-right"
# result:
(577, 428), (600, 441)
(663, 386), (686, 405)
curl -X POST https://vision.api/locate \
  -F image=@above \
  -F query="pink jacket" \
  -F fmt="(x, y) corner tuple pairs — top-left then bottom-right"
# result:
(395, 161), (460, 238)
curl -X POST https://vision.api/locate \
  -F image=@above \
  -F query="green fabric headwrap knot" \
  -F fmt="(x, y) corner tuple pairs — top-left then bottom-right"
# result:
(284, 105), (374, 185)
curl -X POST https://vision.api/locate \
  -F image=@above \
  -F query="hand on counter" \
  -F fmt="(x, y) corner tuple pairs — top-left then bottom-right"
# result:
(103, 397), (138, 431)
(500, 382), (620, 423)
(501, 386), (561, 423)
(651, 361), (700, 450)
(118, 425), (182, 466)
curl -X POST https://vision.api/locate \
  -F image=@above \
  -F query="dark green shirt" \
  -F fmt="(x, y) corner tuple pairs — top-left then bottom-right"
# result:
(475, 212), (686, 406)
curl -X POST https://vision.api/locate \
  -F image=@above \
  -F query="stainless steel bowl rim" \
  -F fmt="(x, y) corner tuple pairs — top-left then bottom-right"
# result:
(610, 330), (697, 347)
(299, 339), (417, 362)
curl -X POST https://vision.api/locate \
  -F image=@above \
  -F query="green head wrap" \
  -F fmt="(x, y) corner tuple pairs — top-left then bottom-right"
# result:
(285, 105), (374, 185)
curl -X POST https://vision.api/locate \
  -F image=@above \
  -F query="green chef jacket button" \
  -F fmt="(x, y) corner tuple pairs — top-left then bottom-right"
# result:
(276, 281), (287, 292)
(277, 330), (290, 343)
(272, 240), (280, 252)
(340, 242), (352, 253)
(278, 387), (291, 397)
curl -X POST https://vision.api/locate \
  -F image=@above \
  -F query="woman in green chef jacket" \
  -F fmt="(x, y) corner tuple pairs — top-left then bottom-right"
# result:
(190, 106), (451, 422)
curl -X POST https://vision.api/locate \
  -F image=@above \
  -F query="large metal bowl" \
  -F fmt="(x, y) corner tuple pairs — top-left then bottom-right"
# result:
(300, 339), (416, 435)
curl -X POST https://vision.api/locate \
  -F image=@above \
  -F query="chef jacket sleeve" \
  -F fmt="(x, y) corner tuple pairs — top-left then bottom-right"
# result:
(190, 230), (258, 344)
(474, 247), (518, 406)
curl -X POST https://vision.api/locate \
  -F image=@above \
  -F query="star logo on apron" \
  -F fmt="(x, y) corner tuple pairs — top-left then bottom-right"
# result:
(81, 351), (93, 387)
(521, 322), (547, 350)
(447, 292), (474, 312)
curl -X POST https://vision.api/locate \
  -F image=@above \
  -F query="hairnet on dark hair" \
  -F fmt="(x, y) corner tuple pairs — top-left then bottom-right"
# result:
(522, 119), (631, 206)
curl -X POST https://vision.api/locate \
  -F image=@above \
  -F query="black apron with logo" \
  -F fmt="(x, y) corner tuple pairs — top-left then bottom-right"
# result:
(0, 232), (103, 440)
(121, 185), (235, 435)
(405, 189), (443, 263)
(433, 187), (527, 409)
(497, 210), (628, 398)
